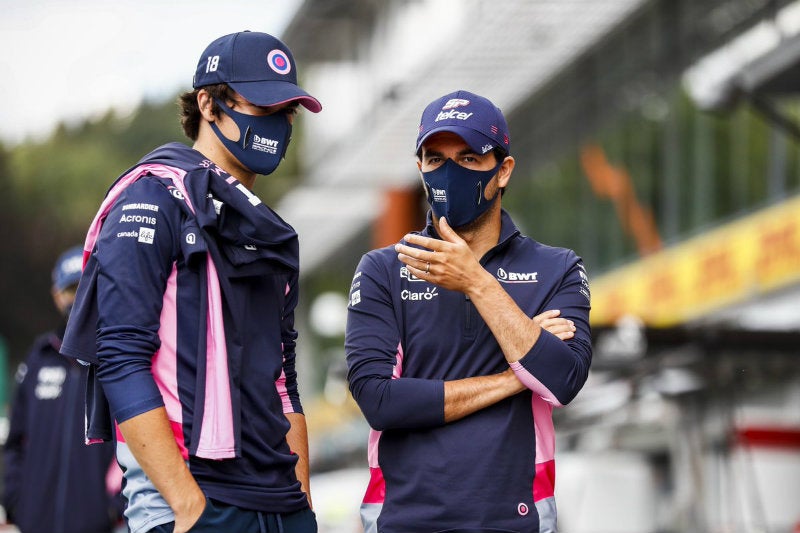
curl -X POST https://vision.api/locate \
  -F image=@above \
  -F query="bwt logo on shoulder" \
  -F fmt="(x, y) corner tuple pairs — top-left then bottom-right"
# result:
(497, 267), (538, 283)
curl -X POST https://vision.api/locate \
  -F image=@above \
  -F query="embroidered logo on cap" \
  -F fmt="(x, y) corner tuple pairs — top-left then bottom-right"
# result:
(442, 98), (470, 110)
(267, 49), (292, 75)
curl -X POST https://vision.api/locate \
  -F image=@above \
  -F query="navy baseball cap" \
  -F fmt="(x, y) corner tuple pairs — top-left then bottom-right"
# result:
(193, 31), (322, 113)
(51, 245), (84, 291)
(416, 90), (510, 155)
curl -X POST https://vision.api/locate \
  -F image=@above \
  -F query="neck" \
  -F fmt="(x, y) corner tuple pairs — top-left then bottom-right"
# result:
(193, 130), (257, 189)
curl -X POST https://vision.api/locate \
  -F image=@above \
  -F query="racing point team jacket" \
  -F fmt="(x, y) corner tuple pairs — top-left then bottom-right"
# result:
(61, 143), (309, 533)
(345, 210), (592, 533)
(3, 328), (120, 533)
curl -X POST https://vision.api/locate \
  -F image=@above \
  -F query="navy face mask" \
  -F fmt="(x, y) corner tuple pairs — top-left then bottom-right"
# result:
(210, 98), (292, 176)
(422, 158), (502, 227)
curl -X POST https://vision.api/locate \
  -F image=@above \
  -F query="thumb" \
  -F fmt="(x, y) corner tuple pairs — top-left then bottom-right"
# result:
(437, 217), (463, 244)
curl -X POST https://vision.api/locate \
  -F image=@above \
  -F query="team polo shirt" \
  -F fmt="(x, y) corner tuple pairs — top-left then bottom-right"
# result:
(346, 210), (592, 533)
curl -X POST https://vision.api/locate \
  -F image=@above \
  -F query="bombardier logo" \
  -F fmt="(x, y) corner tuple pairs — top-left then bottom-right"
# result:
(497, 267), (538, 283)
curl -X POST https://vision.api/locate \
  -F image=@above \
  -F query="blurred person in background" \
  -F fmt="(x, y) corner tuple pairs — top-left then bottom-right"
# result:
(2, 245), (122, 533)
(345, 90), (592, 533)
(60, 31), (321, 533)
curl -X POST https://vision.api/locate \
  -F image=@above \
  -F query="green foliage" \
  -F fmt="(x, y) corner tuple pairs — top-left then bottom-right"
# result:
(7, 98), (185, 230)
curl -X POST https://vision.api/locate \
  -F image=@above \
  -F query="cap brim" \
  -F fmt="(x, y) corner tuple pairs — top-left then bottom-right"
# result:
(416, 125), (498, 155)
(230, 80), (322, 113)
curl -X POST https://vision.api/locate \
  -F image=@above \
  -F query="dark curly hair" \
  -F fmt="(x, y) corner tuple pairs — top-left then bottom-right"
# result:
(178, 84), (234, 141)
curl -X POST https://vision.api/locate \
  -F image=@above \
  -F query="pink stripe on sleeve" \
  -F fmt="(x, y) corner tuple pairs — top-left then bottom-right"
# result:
(509, 361), (563, 407)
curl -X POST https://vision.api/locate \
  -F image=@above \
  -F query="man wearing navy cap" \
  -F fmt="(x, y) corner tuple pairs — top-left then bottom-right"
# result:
(61, 31), (321, 533)
(3, 246), (122, 533)
(346, 90), (593, 532)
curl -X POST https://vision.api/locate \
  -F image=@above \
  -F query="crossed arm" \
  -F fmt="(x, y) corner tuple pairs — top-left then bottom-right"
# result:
(347, 219), (581, 430)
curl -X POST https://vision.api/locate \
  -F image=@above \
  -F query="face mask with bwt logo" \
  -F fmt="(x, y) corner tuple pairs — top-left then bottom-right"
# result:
(422, 158), (502, 227)
(209, 98), (292, 176)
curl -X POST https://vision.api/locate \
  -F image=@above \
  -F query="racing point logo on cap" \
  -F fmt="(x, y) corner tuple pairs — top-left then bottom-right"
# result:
(436, 98), (474, 122)
(267, 49), (292, 75)
(442, 98), (470, 110)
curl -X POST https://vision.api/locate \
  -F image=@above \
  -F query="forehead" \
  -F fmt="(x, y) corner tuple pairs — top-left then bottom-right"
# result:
(420, 131), (471, 154)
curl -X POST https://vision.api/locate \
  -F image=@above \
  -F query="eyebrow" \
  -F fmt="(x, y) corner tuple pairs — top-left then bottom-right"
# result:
(423, 147), (477, 159)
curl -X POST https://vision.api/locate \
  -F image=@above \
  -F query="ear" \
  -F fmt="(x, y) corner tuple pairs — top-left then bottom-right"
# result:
(197, 89), (216, 122)
(51, 288), (67, 315)
(416, 158), (430, 189)
(496, 155), (515, 188)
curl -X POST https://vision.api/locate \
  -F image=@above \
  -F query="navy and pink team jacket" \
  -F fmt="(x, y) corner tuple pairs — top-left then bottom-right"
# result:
(62, 143), (309, 533)
(345, 210), (592, 533)
(3, 330), (120, 533)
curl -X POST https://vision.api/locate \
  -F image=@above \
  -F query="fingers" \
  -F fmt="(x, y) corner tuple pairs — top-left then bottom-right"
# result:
(534, 309), (575, 340)
(395, 246), (435, 263)
(400, 233), (441, 253)
(533, 309), (561, 321)
(396, 251), (434, 272)
(402, 217), (465, 249)
(436, 217), (458, 242)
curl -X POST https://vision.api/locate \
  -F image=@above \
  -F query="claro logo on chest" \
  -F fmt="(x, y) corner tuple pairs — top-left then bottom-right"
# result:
(401, 287), (439, 301)
(496, 267), (538, 283)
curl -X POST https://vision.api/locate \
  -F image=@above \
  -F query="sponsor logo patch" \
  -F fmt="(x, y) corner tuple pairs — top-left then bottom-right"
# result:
(435, 109), (473, 122)
(401, 287), (438, 301)
(119, 214), (157, 225)
(122, 202), (159, 212)
(138, 227), (155, 244)
(35, 366), (66, 400)
(350, 289), (362, 306)
(234, 182), (262, 206)
(400, 266), (425, 282)
(442, 98), (470, 110)
(578, 263), (590, 301)
(431, 187), (447, 203)
(253, 134), (280, 154)
(496, 267), (538, 283)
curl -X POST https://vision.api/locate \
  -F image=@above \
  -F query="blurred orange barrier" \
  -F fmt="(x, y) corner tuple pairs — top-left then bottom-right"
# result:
(581, 144), (663, 256)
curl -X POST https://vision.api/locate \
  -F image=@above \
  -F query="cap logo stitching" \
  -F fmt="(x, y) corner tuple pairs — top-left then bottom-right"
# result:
(442, 98), (470, 110)
(435, 110), (473, 122)
(267, 49), (292, 75)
